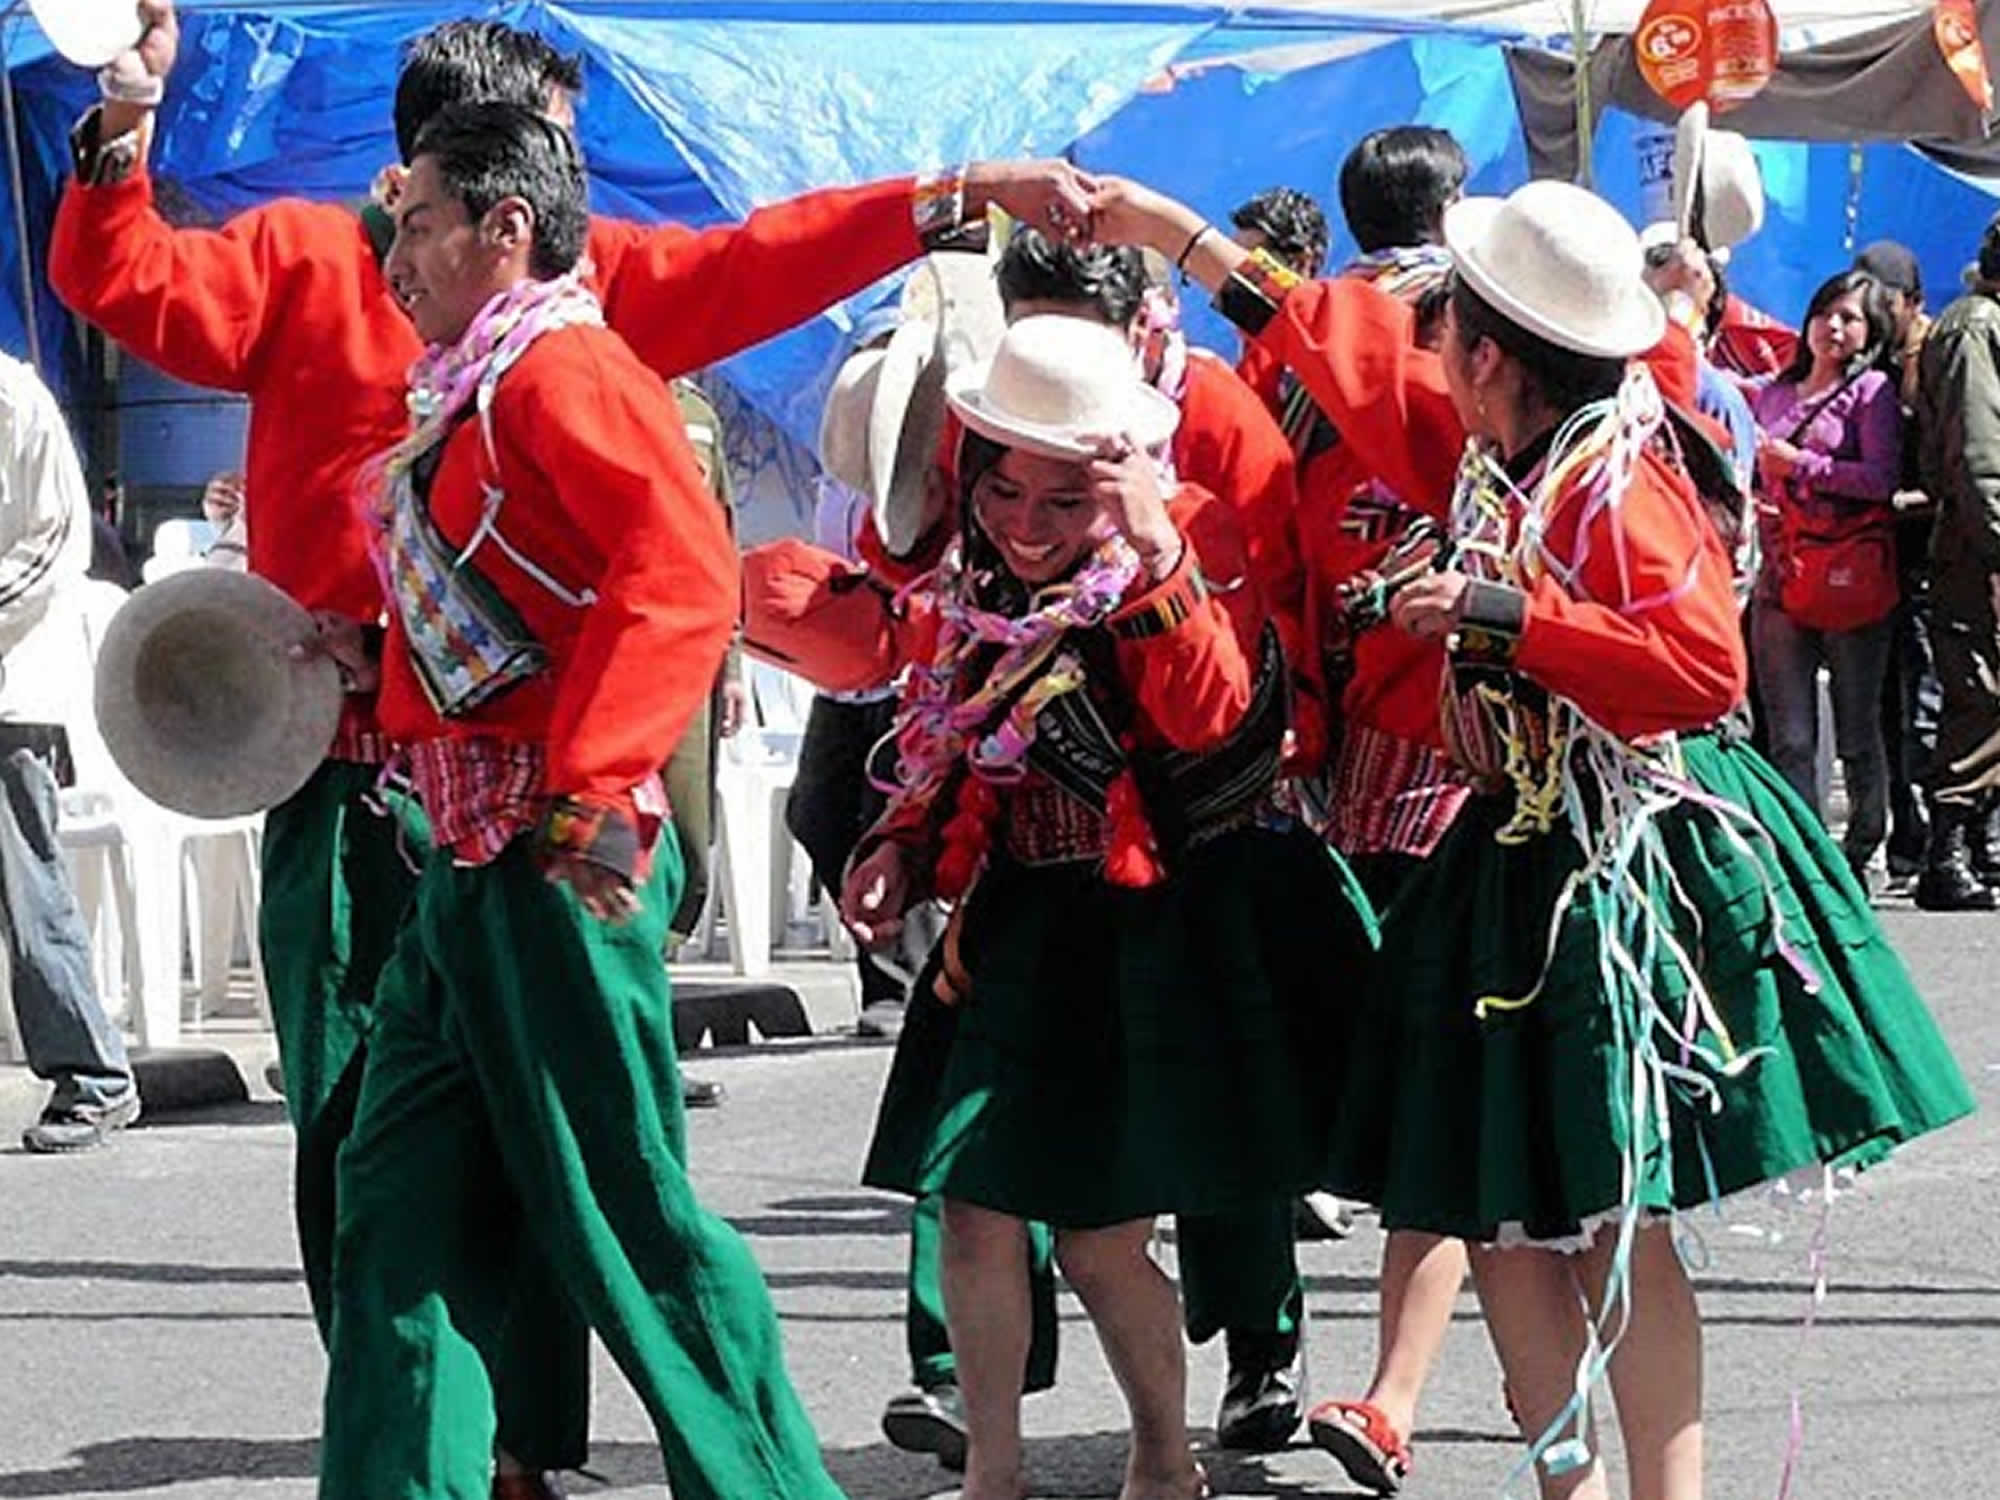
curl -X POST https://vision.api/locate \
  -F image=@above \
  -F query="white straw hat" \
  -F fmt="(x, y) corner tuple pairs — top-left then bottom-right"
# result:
(946, 315), (1180, 460)
(29, 0), (146, 67)
(814, 253), (1007, 556)
(870, 252), (1008, 554)
(1673, 103), (1765, 253)
(1444, 180), (1666, 360)
(816, 346), (886, 500)
(93, 570), (343, 819)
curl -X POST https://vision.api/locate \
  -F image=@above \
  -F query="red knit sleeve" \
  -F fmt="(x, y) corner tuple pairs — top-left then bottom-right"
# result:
(590, 178), (922, 379)
(511, 337), (739, 805)
(741, 537), (930, 693)
(1254, 278), (1466, 512)
(50, 167), (297, 392)
(1111, 488), (1262, 752)
(1512, 454), (1746, 737)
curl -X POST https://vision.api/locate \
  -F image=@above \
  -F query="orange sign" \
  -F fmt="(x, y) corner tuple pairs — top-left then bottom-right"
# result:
(1635, 0), (1778, 112)
(1936, 0), (1994, 114)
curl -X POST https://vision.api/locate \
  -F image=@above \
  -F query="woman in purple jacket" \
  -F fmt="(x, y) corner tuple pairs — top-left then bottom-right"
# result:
(1751, 269), (1903, 880)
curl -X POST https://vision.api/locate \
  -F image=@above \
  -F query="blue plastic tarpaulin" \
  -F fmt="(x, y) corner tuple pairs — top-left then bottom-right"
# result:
(2, 0), (1995, 447)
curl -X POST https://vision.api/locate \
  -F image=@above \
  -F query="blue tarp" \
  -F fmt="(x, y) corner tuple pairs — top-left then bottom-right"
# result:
(2, 1), (1996, 448)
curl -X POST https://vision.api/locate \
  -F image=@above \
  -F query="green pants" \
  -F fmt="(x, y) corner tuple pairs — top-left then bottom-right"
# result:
(321, 833), (841, 1500)
(261, 761), (588, 1470)
(904, 1193), (1302, 1390)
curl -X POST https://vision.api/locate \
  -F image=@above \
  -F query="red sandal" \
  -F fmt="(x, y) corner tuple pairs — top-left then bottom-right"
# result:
(1307, 1399), (1411, 1496)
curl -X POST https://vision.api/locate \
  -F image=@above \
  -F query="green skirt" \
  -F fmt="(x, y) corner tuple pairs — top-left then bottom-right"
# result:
(1329, 736), (1974, 1246)
(863, 821), (1376, 1229)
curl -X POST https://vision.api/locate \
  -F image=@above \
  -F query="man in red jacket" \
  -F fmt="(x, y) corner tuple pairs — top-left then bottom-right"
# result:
(53, 7), (1086, 1491)
(324, 96), (838, 1500)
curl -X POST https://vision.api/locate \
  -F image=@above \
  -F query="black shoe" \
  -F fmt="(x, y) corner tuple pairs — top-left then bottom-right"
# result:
(1216, 1330), (1305, 1452)
(882, 1383), (967, 1472)
(682, 1076), (726, 1109)
(1914, 806), (1998, 911)
(21, 1092), (141, 1154)
(1914, 860), (1997, 910)
(1969, 804), (2000, 885)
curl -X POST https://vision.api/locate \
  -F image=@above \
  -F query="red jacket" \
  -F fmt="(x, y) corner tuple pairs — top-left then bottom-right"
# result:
(49, 165), (923, 743)
(378, 326), (737, 827)
(1256, 278), (1742, 743)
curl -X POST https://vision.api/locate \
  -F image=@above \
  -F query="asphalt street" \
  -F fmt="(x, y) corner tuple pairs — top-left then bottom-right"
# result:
(1, 905), (1995, 1499)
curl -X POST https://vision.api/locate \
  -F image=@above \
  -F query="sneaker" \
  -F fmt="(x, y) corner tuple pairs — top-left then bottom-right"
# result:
(22, 1091), (141, 1154)
(881, 1383), (967, 1472)
(856, 997), (907, 1040)
(1216, 1330), (1305, 1451)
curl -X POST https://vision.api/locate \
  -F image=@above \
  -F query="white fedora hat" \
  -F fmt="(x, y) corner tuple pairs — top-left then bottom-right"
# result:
(1673, 102), (1765, 252)
(28, 0), (146, 67)
(1444, 180), (1666, 360)
(946, 315), (1181, 460)
(93, 569), (343, 819)
(867, 250), (1008, 555)
(816, 345), (886, 499)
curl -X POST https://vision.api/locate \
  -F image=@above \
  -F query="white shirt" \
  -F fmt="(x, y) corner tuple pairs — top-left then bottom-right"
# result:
(0, 354), (94, 725)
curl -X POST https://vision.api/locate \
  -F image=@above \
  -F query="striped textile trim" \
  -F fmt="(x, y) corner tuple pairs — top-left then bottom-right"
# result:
(1326, 721), (1470, 858)
(404, 737), (545, 866)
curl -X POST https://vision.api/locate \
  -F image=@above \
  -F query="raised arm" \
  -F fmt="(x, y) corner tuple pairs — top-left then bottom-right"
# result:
(593, 160), (1098, 379)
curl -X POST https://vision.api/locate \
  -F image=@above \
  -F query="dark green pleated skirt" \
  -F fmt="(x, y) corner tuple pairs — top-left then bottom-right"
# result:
(1328, 736), (1974, 1246)
(863, 821), (1376, 1229)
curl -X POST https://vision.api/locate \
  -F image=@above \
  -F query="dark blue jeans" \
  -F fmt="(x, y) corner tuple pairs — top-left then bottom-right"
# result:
(0, 747), (134, 1113)
(1751, 604), (1894, 868)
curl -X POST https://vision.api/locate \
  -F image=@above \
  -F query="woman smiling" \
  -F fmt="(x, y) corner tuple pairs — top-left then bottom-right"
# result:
(845, 314), (1371, 1500)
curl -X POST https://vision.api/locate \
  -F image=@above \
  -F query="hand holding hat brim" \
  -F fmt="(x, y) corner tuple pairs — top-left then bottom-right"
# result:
(94, 570), (343, 819)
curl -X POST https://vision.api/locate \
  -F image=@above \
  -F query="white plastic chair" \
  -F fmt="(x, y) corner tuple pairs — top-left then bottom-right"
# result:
(706, 661), (840, 975)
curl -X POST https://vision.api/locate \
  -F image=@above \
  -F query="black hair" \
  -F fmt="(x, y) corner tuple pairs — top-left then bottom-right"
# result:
(1979, 211), (2000, 284)
(955, 431), (1033, 615)
(994, 228), (1147, 329)
(1448, 274), (1625, 420)
(1704, 256), (1731, 343)
(1338, 126), (1468, 254)
(1229, 187), (1329, 276)
(394, 21), (584, 164)
(410, 102), (589, 280)
(1779, 269), (1892, 384)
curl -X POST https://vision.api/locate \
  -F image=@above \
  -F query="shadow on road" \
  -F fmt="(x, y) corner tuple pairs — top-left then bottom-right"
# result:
(0, 1437), (317, 1496)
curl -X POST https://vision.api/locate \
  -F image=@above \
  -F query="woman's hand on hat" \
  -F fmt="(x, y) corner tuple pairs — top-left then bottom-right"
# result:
(290, 611), (379, 696)
(1389, 570), (1470, 642)
(967, 160), (1098, 245)
(1087, 441), (1181, 581)
(546, 856), (642, 924)
(841, 843), (910, 949)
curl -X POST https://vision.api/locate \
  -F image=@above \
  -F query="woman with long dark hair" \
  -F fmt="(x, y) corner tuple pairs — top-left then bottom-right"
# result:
(837, 313), (1372, 1500)
(1090, 174), (1972, 1500)
(1749, 269), (1903, 880)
